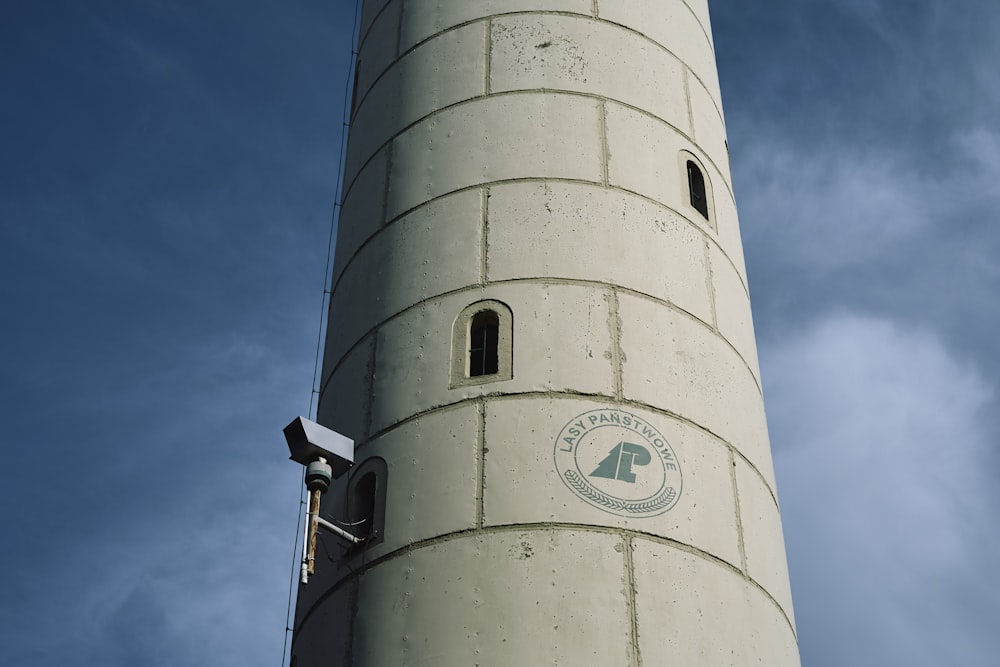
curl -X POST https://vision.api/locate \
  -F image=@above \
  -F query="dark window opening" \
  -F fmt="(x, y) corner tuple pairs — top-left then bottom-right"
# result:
(345, 458), (387, 548)
(350, 472), (378, 539)
(451, 300), (512, 386)
(469, 311), (500, 377)
(687, 160), (709, 220)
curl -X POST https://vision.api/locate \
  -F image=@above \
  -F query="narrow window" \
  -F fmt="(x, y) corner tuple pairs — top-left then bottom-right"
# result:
(347, 458), (387, 547)
(350, 472), (378, 538)
(687, 160), (709, 220)
(469, 310), (500, 377)
(450, 300), (513, 387)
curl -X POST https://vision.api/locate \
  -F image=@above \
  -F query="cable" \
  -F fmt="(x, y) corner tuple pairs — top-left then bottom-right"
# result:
(280, 471), (306, 667)
(308, 0), (366, 421)
(285, 1), (364, 665)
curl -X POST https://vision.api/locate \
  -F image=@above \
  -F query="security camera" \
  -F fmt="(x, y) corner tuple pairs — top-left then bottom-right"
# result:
(283, 417), (364, 581)
(283, 416), (354, 479)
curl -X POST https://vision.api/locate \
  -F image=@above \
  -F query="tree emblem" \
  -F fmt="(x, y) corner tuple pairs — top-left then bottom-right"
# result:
(553, 409), (682, 518)
(590, 442), (651, 483)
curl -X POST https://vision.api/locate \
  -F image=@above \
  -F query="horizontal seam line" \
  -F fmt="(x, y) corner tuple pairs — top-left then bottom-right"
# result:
(294, 522), (792, 638)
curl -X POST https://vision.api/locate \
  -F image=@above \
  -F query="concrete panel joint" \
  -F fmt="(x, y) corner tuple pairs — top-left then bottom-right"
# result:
(730, 448), (749, 574)
(476, 399), (486, 529)
(607, 288), (624, 400)
(623, 535), (642, 667)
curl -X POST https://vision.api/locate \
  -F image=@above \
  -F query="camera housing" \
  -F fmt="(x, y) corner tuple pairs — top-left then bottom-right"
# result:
(282, 416), (354, 478)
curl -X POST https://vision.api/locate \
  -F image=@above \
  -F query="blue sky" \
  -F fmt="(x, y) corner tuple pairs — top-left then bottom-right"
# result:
(2, 1), (998, 665)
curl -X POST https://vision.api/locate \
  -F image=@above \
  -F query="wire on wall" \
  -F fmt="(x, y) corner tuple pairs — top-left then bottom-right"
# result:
(283, 1), (365, 666)
(307, 0), (366, 422)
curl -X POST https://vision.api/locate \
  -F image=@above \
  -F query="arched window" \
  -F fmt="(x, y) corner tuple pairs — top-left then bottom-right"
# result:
(469, 310), (500, 377)
(687, 160), (709, 220)
(347, 457), (387, 547)
(679, 151), (715, 230)
(450, 300), (513, 387)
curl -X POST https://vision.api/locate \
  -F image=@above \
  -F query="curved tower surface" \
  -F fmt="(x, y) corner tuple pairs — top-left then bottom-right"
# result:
(292, 1), (800, 665)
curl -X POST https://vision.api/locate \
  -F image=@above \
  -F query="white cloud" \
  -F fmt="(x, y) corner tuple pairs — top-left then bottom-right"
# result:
(23, 454), (304, 667)
(0, 321), (317, 666)
(830, 0), (901, 46)
(762, 312), (1000, 665)
(737, 140), (939, 271)
(955, 127), (1000, 200)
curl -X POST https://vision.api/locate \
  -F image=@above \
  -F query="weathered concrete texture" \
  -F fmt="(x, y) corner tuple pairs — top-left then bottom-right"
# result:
(294, 405), (478, 619)
(291, 581), (353, 663)
(604, 101), (700, 209)
(295, 0), (799, 664)
(632, 541), (800, 666)
(371, 283), (615, 433)
(617, 293), (776, 491)
(348, 405), (480, 566)
(325, 188), (483, 372)
(713, 172), (748, 280)
(484, 397), (741, 568)
(487, 181), (713, 324)
(399, 0), (593, 52)
(386, 93), (603, 220)
(688, 71), (730, 175)
(317, 334), (371, 444)
(604, 100), (748, 286)
(678, 0), (715, 41)
(355, 0), (400, 106)
(347, 21), (487, 182)
(332, 146), (386, 285)
(736, 456), (796, 629)
(359, 0), (393, 44)
(491, 14), (689, 131)
(597, 0), (721, 103)
(710, 243), (762, 384)
(351, 530), (631, 667)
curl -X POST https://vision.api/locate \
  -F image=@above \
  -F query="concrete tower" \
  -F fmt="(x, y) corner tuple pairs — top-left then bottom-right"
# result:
(291, 1), (800, 665)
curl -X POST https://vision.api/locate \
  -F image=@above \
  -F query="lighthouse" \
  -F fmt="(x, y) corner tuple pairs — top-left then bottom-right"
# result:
(289, 0), (801, 665)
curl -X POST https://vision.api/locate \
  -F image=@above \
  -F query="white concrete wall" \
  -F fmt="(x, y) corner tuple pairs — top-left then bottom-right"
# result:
(298, 1), (799, 665)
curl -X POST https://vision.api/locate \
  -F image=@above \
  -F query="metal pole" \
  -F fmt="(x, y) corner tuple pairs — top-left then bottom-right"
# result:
(315, 516), (365, 545)
(300, 490), (312, 585)
(307, 488), (321, 575)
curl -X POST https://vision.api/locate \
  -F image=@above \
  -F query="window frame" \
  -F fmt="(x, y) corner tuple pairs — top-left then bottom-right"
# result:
(678, 150), (716, 231)
(468, 310), (500, 377)
(346, 456), (388, 548)
(450, 299), (513, 387)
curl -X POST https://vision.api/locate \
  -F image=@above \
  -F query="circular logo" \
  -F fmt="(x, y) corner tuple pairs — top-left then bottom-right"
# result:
(554, 409), (682, 517)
